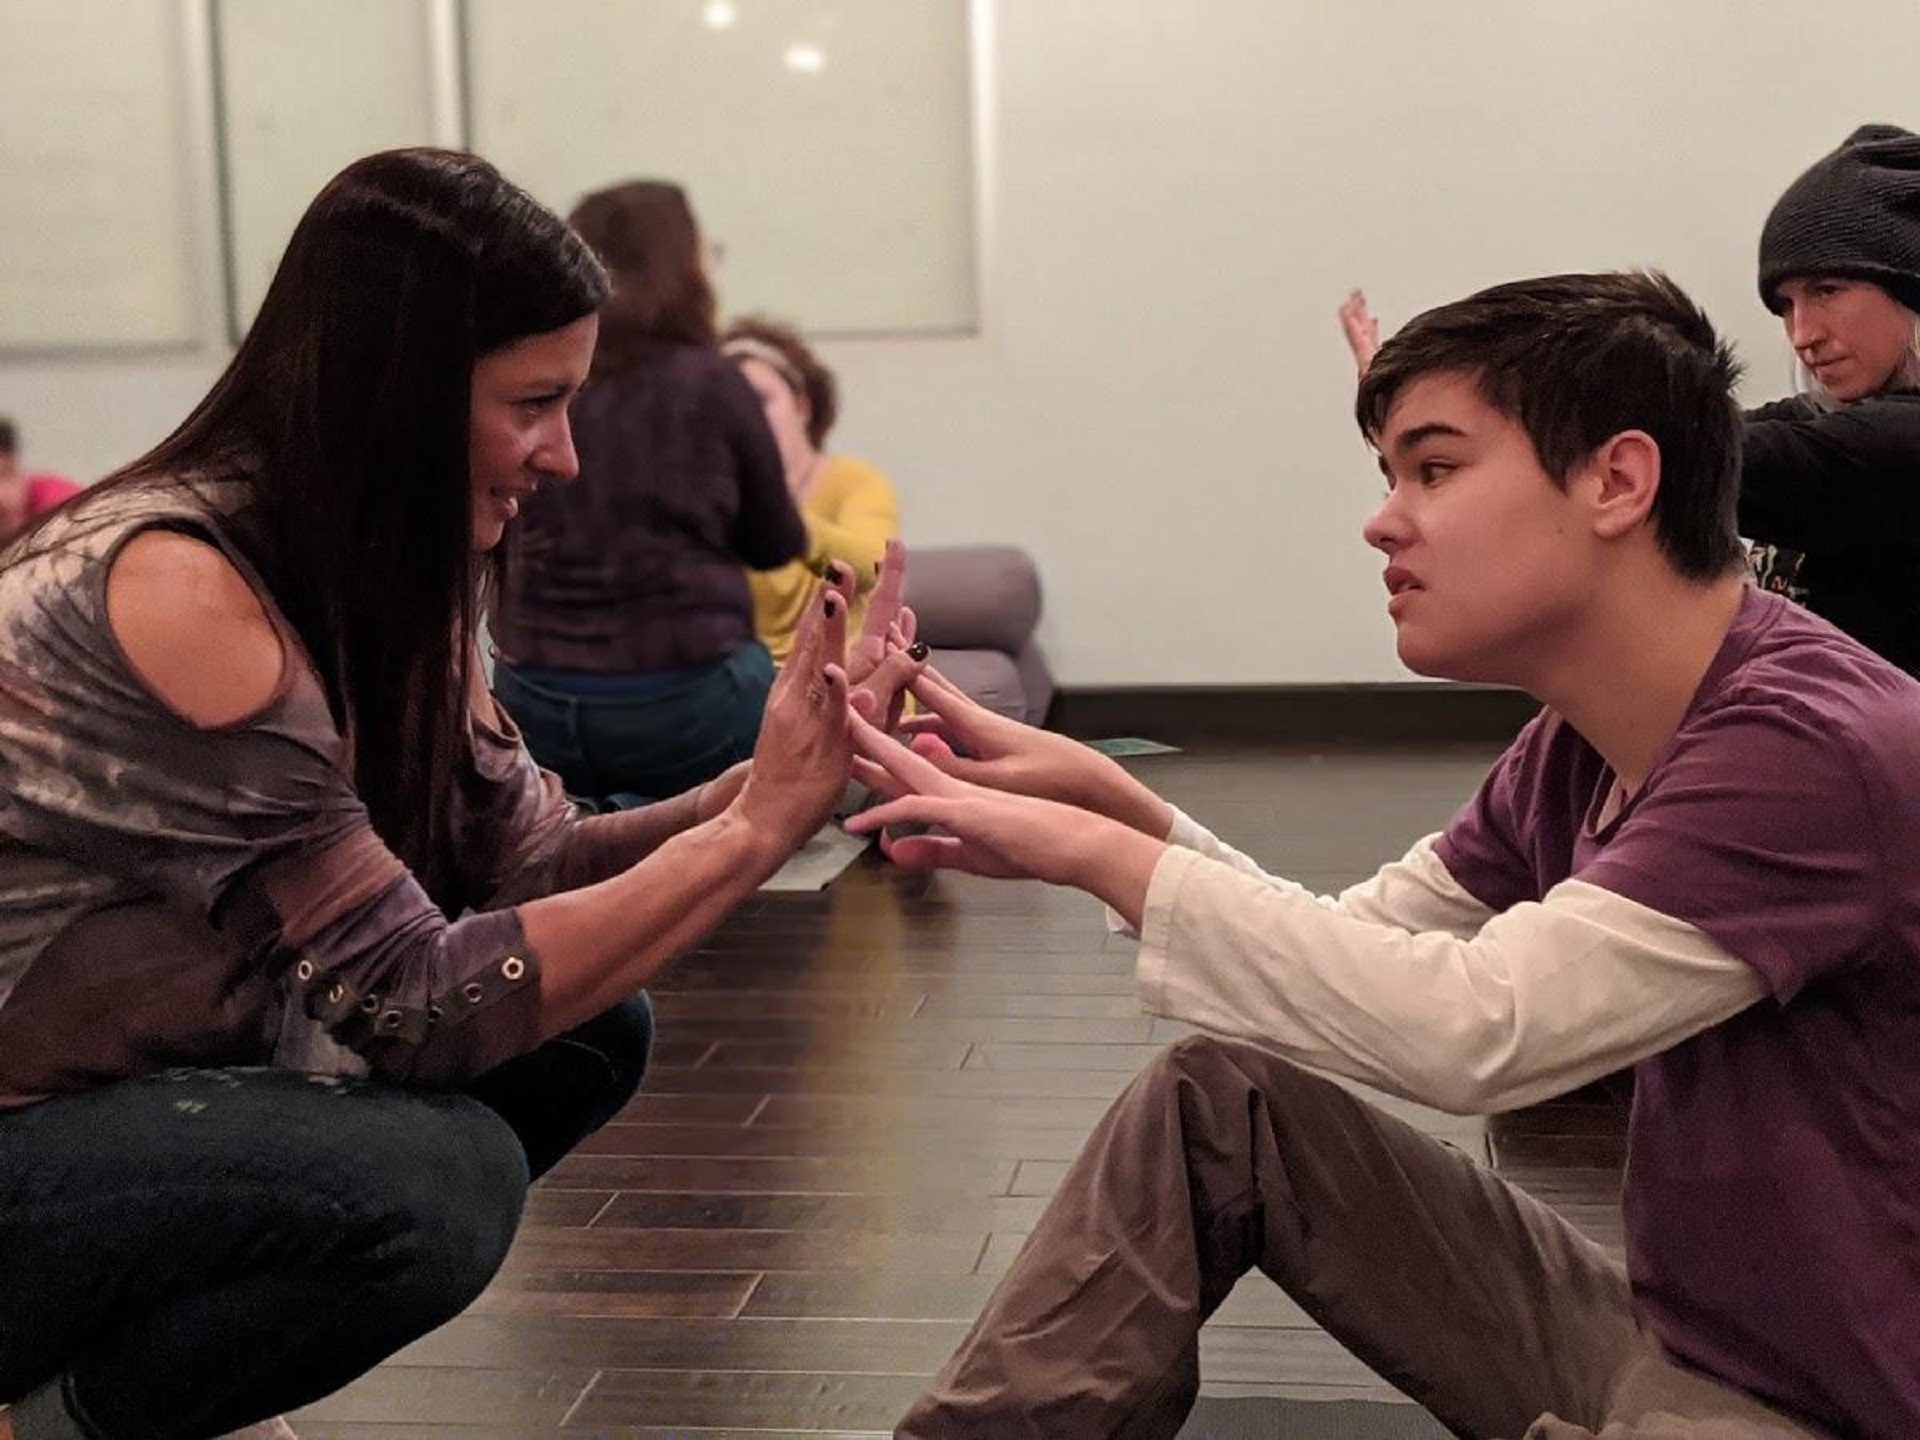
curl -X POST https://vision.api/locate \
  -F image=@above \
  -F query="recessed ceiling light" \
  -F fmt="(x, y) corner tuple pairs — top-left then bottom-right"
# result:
(784, 42), (826, 73)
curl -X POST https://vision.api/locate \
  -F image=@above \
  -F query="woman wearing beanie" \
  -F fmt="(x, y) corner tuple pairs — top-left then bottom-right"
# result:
(1339, 123), (1920, 678)
(1742, 122), (1920, 678)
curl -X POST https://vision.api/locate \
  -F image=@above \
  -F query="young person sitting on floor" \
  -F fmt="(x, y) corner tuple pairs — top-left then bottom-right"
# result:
(847, 272), (1920, 1438)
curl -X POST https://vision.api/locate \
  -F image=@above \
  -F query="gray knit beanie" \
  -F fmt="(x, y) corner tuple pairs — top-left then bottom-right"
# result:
(1758, 123), (1920, 316)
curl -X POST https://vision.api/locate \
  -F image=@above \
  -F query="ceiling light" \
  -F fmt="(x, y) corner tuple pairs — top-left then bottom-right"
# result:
(783, 42), (826, 73)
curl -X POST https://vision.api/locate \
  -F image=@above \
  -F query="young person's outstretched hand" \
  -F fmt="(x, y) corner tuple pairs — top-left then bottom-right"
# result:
(844, 711), (1164, 924)
(842, 539), (919, 730)
(730, 574), (856, 852)
(898, 667), (1174, 838)
(1339, 288), (1381, 375)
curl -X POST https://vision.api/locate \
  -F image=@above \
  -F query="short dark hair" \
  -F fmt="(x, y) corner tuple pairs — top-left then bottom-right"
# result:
(722, 315), (838, 446)
(1355, 271), (1746, 579)
(570, 180), (716, 364)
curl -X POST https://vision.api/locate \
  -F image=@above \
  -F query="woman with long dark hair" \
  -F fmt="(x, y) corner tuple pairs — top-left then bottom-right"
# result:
(0, 149), (902, 1440)
(491, 179), (808, 805)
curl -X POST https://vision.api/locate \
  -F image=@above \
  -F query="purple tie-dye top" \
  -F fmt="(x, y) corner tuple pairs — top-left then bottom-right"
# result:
(0, 476), (636, 1106)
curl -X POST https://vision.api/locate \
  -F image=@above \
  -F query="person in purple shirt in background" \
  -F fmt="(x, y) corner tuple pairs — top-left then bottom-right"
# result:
(490, 180), (808, 808)
(843, 273), (1920, 1437)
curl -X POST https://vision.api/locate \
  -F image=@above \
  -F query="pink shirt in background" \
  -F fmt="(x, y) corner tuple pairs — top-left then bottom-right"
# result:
(23, 474), (81, 518)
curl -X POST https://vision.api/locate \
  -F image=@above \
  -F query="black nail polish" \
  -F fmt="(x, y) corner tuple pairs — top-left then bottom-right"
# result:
(824, 595), (840, 617)
(908, 641), (929, 662)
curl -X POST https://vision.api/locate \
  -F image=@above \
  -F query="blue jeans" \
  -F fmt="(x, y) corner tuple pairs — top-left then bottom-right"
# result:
(495, 644), (774, 807)
(0, 997), (651, 1440)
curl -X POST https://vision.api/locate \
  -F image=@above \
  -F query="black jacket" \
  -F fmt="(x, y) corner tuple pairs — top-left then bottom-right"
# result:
(1739, 390), (1920, 678)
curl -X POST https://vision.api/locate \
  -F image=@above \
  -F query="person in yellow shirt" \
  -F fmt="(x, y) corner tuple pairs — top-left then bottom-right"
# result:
(722, 317), (901, 665)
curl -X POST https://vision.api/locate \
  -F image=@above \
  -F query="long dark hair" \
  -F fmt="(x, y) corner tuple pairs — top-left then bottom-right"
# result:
(569, 179), (716, 368)
(87, 148), (607, 900)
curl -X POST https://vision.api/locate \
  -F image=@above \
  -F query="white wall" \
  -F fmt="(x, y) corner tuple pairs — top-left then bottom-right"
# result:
(5, 1), (1917, 685)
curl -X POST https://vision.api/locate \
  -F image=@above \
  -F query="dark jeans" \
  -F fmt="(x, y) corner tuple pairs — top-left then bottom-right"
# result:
(495, 644), (774, 807)
(0, 997), (652, 1440)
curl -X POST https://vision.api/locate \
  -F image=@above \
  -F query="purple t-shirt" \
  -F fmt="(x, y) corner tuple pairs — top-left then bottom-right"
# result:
(1437, 588), (1920, 1438)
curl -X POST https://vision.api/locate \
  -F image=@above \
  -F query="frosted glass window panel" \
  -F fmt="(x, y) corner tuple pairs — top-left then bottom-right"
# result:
(467, 0), (978, 335)
(0, 0), (200, 350)
(218, 0), (439, 330)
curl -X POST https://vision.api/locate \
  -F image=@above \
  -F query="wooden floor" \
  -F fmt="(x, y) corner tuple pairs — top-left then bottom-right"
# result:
(291, 741), (1630, 1438)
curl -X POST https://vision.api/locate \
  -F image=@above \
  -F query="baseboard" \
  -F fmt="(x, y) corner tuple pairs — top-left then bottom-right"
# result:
(1048, 683), (1540, 747)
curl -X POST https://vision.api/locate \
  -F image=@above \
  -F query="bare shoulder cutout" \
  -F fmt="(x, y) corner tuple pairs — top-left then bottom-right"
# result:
(106, 529), (287, 728)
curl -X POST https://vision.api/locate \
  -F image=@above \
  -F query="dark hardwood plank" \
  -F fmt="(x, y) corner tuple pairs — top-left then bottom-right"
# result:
(963, 1041), (1168, 1072)
(749, 1093), (1118, 1131)
(520, 1188), (615, 1227)
(288, 1364), (592, 1427)
(498, 1227), (989, 1276)
(473, 1269), (759, 1320)
(396, 1314), (974, 1373)
(704, 1040), (972, 1070)
(613, 1093), (766, 1125)
(569, 1120), (1102, 1162)
(640, 1063), (1132, 1101)
(543, 1153), (1017, 1196)
(658, 1015), (1160, 1045)
(293, 1430), (888, 1439)
(593, 1190), (1054, 1235)
(565, 1369), (928, 1430)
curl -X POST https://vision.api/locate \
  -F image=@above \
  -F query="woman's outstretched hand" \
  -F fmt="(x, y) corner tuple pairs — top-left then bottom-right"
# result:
(897, 666), (1174, 838)
(731, 572), (856, 853)
(1339, 288), (1381, 375)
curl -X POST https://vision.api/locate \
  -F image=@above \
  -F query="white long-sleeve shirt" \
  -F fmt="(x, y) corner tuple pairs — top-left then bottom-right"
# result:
(1127, 810), (1764, 1115)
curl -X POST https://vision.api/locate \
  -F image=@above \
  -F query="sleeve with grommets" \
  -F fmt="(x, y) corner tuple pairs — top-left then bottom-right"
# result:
(0, 505), (553, 1086)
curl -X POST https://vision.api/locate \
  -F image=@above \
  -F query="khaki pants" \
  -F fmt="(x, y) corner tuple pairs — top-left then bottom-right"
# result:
(897, 1037), (1831, 1440)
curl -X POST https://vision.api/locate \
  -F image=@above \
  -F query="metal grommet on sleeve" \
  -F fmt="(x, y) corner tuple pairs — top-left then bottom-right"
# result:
(378, 1010), (403, 1032)
(502, 955), (526, 982)
(326, 982), (345, 1005)
(463, 981), (485, 1004)
(295, 959), (314, 982)
(359, 994), (381, 1014)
